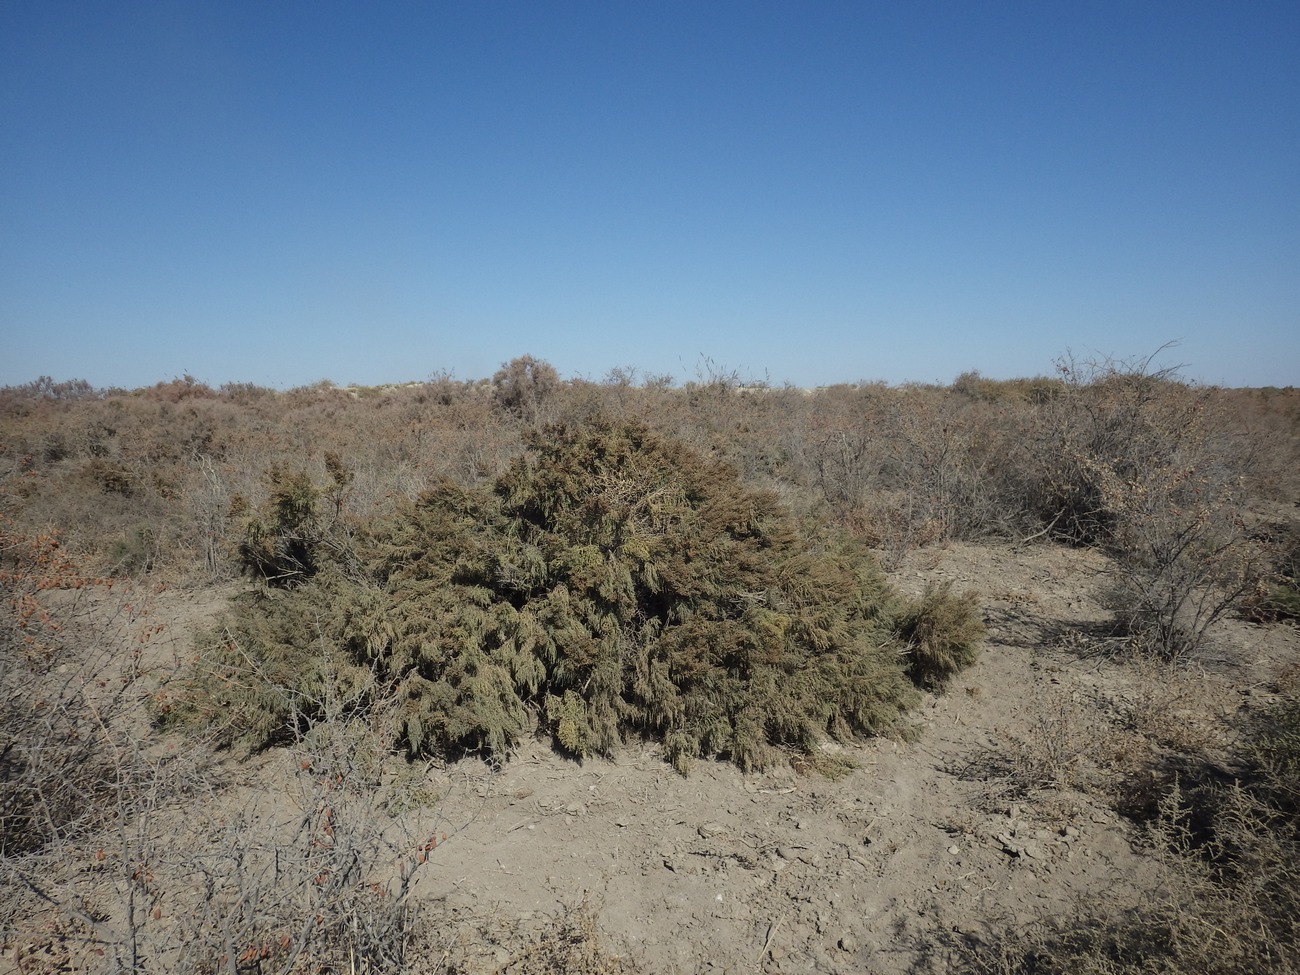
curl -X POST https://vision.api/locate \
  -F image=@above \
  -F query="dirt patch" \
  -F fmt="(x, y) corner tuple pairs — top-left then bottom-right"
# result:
(7, 543), (1295, 974)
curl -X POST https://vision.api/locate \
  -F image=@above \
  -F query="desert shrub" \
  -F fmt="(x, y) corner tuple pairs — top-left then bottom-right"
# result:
(140, 373), (216, 403)
(0, 376), (96, 407)
(955, 794), (1300, 975)
(82, 458), (134, 496)
(492, 354), (561, 422)
(954, 684), (1300, 975)
(879, 391), (1025, 544)
(172, 419), (983, 772)
(105, 524), (160, 575)
(1025, 352), (1263, 657)
(237, 464), (328, 586)
(1096, 464), (1261, 659)
(159, 575), (376, 750)
(952, 369), (1066, 404)
(794, 381), (1031, 559)
(0, 520), (151, 856)
(365, 419), (928, 771)
(10, 685), (437, 975)
(1246, 690), (1300, 812)
(896, 582), (986, 690)
(1248, 523), (1300, 624)
(472, 897), (641, 974)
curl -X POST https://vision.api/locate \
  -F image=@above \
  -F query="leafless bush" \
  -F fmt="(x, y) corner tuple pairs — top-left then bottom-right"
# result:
(1027, 349), (1266, 657)
(0, 521), (157, 857)
(4, 650), (445, 974)
(492, 355), (561, 424)
(964, 687), (1118, 803)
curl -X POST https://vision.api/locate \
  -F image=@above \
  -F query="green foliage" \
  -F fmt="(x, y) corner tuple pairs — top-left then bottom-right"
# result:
(106, 524), (158, 576)
(176, 420), (976, 771)
(896, 582), (986, 690)
(159, 571), (376, 749)
(1260, 582), (1300, 622)
(237, 464), (324, 586)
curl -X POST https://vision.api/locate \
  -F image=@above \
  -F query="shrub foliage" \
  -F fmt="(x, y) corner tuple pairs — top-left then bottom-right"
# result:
(897, 582), (986, 690)
(169, 420), (983, 771)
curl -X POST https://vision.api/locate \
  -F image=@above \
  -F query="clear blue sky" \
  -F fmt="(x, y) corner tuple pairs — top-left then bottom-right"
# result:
(3, 1), (1297, 389)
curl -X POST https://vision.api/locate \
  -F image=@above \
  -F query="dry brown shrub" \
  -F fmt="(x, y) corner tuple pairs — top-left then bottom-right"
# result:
(992, 688), (1117, 798)
(1021, 351), (1266, 658)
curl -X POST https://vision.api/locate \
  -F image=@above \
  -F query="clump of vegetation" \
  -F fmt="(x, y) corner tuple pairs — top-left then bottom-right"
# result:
(1027, 351), (1264, 658)
(953, 676), (1300, 975)
(492, 354), (561, 422)
(237, 464), (327, 586)
(1248, 523), (1300, 624)
(897, 582), (986, 690)
(1248, 682), (1300, 811)
(166, 419), (984, 772)
(0, 519), (154, 858)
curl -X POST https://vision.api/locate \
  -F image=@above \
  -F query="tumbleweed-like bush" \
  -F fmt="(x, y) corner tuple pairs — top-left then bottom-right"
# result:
(167, 419), (984, 772)
(896, 582), (986, 690)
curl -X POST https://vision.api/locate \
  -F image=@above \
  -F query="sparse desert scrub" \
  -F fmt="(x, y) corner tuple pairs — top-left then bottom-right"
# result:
(1247, 521), (1300, 624)
(0, 519), (159, 857)
(6, 703), (441, 974)
(954, 710), (1300, 975)
(1018, 351), (1267, 657)
(7, 361), (1300, 975)
(1, 535), (442, 974)
(950, 627), (1300, 975)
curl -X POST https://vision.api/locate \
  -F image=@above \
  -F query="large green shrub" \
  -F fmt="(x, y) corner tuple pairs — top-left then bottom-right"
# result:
(168, 420), (983, 772)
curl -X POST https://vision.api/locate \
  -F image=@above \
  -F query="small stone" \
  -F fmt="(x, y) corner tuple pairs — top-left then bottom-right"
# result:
(839, 935), (857, 952)
(796, 820), (810, 830)
(698, 821), (725, 839)
(947, 845), (960, 855)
